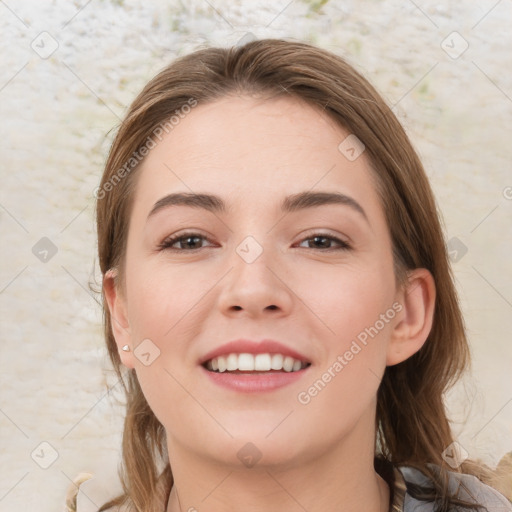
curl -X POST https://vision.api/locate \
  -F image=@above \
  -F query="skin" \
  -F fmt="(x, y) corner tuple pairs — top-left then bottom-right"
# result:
(104, 94), (435, 512)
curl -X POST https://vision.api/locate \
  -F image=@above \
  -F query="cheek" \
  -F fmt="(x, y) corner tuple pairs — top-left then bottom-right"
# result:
(124, 260), (211, 339)
(294, 269), (396, 422)
(122, 263), (205, 425)
(299, 260), (396, 399)
(299, 259), (396, 342)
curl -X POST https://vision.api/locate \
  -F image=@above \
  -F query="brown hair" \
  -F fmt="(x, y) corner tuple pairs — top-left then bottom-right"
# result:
(96, 39), (495, 511)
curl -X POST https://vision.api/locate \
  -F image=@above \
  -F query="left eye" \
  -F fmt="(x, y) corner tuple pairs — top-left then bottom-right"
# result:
(159, 233), (213, 251)
(297, 235), (351, 250)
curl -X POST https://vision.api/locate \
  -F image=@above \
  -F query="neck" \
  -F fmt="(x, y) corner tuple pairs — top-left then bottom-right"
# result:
(165, 423), (389, 512)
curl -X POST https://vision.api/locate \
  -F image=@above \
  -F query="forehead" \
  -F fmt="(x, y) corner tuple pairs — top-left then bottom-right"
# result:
(133, 95), (382, 218)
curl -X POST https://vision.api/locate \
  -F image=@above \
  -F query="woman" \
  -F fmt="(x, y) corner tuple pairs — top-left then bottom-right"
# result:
(69, 39), (511, 511)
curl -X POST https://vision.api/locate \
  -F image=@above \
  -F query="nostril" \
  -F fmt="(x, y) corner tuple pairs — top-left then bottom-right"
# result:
(229, 305), (278, 312)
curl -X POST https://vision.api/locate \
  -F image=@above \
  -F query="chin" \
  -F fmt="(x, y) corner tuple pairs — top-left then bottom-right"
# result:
(200, 430), (313, 471)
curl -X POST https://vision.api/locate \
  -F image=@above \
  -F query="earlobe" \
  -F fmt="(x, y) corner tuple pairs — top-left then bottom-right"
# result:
(386, 268), (436, 366)
(103, 269), (135, 369)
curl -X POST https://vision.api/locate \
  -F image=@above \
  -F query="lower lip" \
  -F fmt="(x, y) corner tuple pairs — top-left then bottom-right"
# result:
(200, 365), (310, 393)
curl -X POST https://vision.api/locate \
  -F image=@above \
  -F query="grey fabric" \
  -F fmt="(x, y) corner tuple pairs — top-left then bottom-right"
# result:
(400, 466), (512, 511)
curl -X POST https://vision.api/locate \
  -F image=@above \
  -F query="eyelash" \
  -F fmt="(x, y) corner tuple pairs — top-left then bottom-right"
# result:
(158, 231), (352, 252)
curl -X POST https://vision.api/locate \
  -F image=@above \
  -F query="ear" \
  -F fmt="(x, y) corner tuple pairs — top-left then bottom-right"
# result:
(386, 268), (436, 366)
(103, 269), (135, 369)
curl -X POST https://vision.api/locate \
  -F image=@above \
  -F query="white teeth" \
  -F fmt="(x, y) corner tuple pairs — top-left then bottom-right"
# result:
(270, 354), (283, 370)
(205, 353), (308, 373)
(254, 354), (271, 371)
(226, 353), (238, 371)
(283, 356), (294, 372)
(238, 353), (254, 371)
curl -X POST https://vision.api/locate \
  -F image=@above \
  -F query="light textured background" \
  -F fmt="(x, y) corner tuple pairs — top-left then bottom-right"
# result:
(0, 1), (511, 511)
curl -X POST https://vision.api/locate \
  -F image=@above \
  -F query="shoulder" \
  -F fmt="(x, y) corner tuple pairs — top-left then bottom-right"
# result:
(64, 473), (93, 512)
(396, 464), (512, 511)
(64, 472), (127, 512)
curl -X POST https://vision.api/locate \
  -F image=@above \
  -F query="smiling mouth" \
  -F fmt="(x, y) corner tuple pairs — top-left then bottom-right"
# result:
(203, 352), (311, 373)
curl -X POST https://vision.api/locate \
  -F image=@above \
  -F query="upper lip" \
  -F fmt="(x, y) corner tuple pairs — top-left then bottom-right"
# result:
(199, 339), (311, 365)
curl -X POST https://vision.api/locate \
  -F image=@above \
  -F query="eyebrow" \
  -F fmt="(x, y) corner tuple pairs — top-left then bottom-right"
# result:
(147, 191), (368, 223)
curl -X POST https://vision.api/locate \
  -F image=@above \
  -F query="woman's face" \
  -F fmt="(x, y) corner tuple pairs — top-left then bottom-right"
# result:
(109, 95), (408, 468)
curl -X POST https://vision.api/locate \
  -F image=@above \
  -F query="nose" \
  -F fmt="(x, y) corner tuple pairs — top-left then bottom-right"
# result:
(217, 242), (294, 319)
